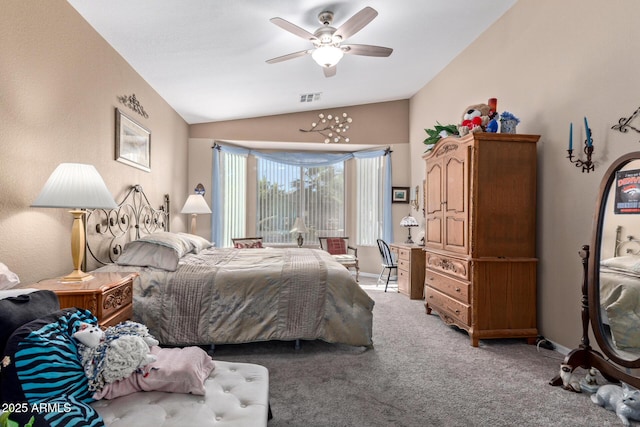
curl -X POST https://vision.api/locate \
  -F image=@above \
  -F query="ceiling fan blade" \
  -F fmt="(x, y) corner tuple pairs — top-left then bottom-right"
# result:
(323, 65), (337, 78)
(266, 49), (311, 64)
(342, 44), (393, 57)
(270, 17), (317, 41)
(333, 6), (378, 40)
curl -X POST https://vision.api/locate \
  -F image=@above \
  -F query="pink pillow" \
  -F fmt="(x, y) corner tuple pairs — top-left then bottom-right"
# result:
(234, 240), (263, 248)
(93, 346), (215, 400)
(326, 238), (346, 255)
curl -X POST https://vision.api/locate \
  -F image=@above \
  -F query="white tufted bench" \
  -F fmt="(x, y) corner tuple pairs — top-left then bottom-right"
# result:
(91, 361), (270, 427)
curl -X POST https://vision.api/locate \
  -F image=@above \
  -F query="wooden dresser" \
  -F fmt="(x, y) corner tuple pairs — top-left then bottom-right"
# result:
(22, 272), (137, 328)
(422, 132), (539, 346)
(389, 243), (425, 299)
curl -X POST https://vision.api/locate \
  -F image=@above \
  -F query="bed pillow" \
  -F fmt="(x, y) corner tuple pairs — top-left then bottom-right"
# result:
(601, 256), (640, 274)
(116, 232), (194, 271)
(177, 232), (213, 253)
(0, 289), (60, 356)
(92, 345), (215, 400)
(234, 239), (263, 249)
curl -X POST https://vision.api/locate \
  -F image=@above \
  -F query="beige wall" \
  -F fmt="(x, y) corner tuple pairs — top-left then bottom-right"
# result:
(188, 100), (412, 274)
(0, 1), (189, 284)
(409, 0), (640, 350)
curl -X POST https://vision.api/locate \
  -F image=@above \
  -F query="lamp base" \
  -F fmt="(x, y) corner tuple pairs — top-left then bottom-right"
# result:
(60, 269), (94, 283)
(297, 233), (304, 248)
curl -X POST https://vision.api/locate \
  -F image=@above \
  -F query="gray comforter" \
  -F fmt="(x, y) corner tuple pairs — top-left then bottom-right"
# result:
(96, 247), (374, 347)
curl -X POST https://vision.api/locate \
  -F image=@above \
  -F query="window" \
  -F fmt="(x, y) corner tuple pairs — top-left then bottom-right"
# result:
(256, 158), (345, 244)
(221, 150), (246, 248)
(356, 156), (384, 245)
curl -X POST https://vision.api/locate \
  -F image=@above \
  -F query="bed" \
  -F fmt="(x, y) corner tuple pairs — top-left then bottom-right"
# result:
(85, 185), (374, 348)
(599, 226), (640, 351)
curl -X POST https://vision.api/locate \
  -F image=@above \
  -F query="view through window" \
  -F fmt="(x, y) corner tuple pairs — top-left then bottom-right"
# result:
(256, 158), (345, 244)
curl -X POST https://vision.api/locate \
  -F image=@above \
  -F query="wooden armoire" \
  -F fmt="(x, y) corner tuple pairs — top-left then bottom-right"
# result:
(422, 132), (539, 347)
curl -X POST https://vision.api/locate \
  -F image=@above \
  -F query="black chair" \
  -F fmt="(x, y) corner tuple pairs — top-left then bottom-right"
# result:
(376, 239), (397, 292)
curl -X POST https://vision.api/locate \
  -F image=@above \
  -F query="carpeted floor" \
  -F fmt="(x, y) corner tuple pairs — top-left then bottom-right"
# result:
(209, 275), (626, 426)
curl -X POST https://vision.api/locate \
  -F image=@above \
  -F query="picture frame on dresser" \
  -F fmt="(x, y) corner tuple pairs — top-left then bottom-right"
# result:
(115, 108), (151, 172)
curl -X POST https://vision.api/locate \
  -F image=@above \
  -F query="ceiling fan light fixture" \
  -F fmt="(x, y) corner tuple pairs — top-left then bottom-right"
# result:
(311, 46), (344, 68)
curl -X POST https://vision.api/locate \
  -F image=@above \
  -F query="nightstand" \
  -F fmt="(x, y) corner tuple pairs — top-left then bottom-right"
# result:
(20, 272), (137, 327)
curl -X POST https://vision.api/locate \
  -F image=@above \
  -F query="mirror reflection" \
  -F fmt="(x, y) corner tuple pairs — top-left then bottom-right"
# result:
(599, 159), (640, 361)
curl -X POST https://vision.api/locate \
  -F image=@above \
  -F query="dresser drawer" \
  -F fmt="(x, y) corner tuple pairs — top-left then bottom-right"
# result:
(398, 258), (411, 273)
(397, 247), (412, 261)
(425, 269), (470, 304)
(97, 280), (133, 323)
(425, 251), (469, 281)
(425, 286), (470, 325)
(398, 268), (411, 295)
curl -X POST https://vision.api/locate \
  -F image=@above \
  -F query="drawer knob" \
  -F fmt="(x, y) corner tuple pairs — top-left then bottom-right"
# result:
(455, 309), (460, 314)
(455, 287), (461, 292)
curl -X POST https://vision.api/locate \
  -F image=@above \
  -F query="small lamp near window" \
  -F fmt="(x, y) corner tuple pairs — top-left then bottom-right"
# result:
(32, 163), (117, 282)
(290, 217), (307, 247)
(181, 194), (212, 234)
(400, 214), (419, 244)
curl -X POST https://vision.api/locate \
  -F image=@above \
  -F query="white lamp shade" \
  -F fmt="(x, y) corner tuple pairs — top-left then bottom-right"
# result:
(290, 217), (307, 233)
(181, 194), (212, 214)
(32, 163), (117, 209)
(312, 46), (344, 67)
(400, 215), (419, 227)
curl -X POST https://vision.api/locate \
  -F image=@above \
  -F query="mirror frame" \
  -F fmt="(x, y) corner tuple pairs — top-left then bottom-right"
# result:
(590, 152), (640, 368)
(551, 152), (640, 390)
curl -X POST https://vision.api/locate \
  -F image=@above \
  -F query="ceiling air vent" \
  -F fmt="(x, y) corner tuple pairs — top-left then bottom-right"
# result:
(300, 92), (321, 103)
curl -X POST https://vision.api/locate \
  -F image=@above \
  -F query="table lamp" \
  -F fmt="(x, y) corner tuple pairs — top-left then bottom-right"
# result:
(290, 217), (308, 247)
(32, 163), (117, 282)
(181, 194), (212, 234)
(400, 214), (419, 244)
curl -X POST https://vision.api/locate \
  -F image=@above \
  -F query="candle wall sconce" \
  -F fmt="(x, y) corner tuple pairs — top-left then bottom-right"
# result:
(567, 118), (595, 173)
(410, 185), (420, 211)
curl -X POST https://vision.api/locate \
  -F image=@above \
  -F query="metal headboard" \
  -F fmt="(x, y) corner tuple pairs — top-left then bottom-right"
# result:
(85, 185), (170, 266)
(614, 225), (640, 257)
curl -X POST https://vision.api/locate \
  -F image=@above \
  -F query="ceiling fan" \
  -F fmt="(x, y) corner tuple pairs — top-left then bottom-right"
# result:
(266, 6), (393, 78)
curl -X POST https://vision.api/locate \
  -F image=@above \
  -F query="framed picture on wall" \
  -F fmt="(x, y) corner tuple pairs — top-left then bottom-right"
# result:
(115, 108), (151, 172)
(614, 169), (640, 214)
(392, 187), (410, 203)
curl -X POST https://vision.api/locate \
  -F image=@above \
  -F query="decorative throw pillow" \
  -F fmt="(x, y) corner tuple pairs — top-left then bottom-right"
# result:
(92, 346), (215, 400)
(326, 238), (347, 255)
(234, 239), (263, 249)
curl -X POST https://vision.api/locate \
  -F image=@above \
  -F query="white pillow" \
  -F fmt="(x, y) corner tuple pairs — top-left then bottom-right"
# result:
(0, 262), (20, 290)
(177, 232), (213, 253)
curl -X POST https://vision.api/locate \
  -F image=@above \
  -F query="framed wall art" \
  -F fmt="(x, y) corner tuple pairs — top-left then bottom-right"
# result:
(392, 186), (410, 203)
(115, 108), (151, 172)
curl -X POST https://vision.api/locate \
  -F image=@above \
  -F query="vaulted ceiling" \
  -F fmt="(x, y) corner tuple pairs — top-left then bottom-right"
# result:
(67, 0), (516, 124)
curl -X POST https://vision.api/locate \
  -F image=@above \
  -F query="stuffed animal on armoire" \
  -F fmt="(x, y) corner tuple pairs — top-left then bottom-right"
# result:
(458, 103), (493, 136)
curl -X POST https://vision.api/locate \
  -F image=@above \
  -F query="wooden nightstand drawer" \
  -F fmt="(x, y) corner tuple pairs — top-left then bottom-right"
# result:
(19, 272), (138, 328)
(98, 281), (133, 325)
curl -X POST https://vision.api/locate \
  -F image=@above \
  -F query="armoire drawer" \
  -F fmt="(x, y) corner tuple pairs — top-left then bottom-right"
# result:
(425, 269), (470, 304)
(425, 251), (469, 281)
(425, 286), (470, 325)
